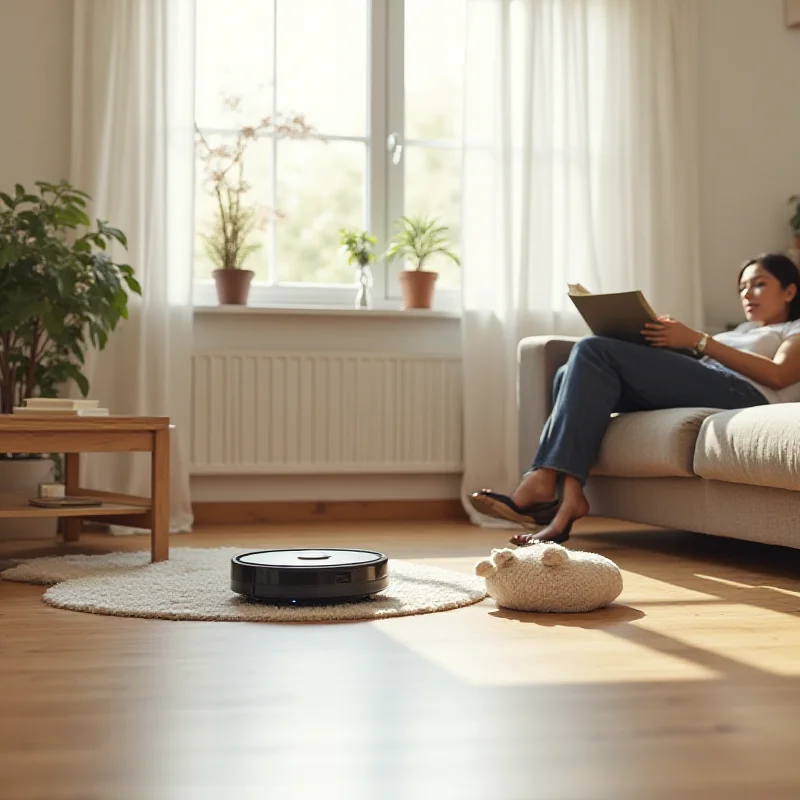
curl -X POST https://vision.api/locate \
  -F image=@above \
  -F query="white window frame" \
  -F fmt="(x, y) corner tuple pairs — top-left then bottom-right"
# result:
(193, 0), (462, 312)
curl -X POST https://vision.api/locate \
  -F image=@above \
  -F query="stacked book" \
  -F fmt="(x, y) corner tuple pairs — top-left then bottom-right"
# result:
(13, 398), (109, 416)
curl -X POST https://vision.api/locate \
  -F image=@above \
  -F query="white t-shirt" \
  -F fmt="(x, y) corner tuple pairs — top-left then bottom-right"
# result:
(712, 320), (800, 403)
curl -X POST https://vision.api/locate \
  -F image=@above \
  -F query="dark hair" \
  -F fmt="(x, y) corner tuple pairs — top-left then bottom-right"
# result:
(738, 253), (800, 321)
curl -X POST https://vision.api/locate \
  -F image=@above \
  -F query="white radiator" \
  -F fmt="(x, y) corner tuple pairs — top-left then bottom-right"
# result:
(191, 350), (463, 475)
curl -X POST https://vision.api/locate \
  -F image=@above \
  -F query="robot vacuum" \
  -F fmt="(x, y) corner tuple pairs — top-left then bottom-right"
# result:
(230, 548), (389, 604)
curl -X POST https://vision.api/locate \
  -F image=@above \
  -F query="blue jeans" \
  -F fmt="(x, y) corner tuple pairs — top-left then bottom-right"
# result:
(532, 336), (768, 484)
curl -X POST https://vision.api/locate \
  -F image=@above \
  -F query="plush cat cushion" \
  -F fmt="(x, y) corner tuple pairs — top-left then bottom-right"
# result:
(475, 544), (623, 613)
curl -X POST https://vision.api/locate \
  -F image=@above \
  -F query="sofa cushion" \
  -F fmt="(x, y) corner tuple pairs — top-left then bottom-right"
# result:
(592, 408), (719, 479)
(694, 404), (800, 492)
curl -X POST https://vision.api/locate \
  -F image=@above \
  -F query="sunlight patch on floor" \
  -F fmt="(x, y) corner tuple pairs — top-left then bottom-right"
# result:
(377, 603), (719, 687)
(634, 604), (800, 677)
(376, 556), (776, 686)
(696, 573), (800, 600)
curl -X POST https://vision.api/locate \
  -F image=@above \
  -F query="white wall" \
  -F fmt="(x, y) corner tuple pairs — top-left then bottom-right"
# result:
(698, 0), (800, 329)
(0, 0), (73, 190)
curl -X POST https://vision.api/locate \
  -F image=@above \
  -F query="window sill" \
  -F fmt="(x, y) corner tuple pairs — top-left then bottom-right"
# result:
(192, 304), (462, 320)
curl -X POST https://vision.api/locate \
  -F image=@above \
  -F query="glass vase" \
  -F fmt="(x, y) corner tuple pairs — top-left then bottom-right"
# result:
(355, 265), (373, 309)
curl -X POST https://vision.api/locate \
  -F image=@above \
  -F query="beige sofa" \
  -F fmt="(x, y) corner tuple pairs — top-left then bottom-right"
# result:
(518, 336), (800, 550)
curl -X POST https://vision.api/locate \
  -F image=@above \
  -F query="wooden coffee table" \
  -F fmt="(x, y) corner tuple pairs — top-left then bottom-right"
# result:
(0, 416), (171, 562)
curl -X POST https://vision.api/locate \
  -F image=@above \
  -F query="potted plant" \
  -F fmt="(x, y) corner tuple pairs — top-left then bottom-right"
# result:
(195, 99), (315, 305)
(0, 180), (140, 535)
(339, 228), (377, 309)
(384, 214), (460, 310)
(789, 195), (800, 250)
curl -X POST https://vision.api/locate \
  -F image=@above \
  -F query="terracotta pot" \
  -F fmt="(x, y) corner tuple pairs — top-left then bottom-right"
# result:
(399, 270), (438, 310)
(213, 269), (254, 305)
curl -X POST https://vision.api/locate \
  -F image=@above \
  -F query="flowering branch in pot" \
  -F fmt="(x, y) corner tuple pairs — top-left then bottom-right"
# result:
(383, 214), (460, 310)
(195, 97), (316, 305)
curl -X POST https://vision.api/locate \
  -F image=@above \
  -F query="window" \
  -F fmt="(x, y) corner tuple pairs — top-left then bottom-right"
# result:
(193, 0), (465, 309)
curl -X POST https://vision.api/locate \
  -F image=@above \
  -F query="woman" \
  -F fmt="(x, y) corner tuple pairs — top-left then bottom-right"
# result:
(470, 253), (800, 546)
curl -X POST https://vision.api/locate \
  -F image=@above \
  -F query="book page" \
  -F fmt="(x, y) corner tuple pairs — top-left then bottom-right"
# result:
(567, 283), (592, 296)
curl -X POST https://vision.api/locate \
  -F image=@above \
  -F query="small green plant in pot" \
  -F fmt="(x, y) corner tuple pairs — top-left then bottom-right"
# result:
(789, 196), (800, 249)
(384, 214), (459, 309)
(195, 97), (316, 305)
(339, 228), (376, 309)
(0, 179), (140, 516)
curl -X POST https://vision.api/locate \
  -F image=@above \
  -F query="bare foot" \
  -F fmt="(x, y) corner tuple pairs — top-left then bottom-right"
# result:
(510, 468), (558, 507)
(510, 476), (590, 545)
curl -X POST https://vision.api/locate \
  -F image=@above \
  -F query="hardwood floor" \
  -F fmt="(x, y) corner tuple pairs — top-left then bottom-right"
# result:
(2, 518), (800, 800)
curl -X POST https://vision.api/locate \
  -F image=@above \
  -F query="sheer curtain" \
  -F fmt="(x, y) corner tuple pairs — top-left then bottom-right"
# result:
(70, 0), (196, 533)
(461, 0), (701, 519)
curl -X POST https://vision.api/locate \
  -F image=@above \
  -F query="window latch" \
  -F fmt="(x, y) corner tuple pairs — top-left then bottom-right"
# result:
(387, 133), (404, 165)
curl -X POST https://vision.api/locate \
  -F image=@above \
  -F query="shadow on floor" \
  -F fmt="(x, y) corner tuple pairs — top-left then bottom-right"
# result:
(488, 603), (645, 628)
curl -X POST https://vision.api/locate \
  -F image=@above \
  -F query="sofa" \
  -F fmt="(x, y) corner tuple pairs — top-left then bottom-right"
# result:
(518, 336), (800, 550)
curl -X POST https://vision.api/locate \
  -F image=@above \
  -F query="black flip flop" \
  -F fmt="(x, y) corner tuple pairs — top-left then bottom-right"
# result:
(509, 520), (573, 547)
(468, 489), (560, 528)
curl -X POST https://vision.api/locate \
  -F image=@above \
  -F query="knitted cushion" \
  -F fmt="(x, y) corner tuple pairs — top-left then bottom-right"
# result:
(474, 544), (623, 613)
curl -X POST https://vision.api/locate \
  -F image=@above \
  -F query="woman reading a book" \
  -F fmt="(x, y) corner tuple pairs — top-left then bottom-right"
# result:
(470, 253), (800, 546)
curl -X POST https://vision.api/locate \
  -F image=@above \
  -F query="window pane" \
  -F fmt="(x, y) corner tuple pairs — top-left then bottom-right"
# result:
(405, 0), (466, 141)
(194, 136), (273, 282)
(404, 146), (461, 288)
(276, 140), (365, 284)
(276, 0), (368, 137)
(195, 0), (274, 129)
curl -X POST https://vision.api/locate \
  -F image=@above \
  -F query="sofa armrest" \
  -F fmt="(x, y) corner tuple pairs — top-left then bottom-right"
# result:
(517, 336), (579, 475)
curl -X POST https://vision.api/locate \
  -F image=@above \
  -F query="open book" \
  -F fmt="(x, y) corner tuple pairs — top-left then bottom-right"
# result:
(567, 283), (697, 356)
(567, 283), (659, 344)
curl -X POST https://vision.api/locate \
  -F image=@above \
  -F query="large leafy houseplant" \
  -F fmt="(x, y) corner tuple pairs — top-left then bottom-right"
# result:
(384, 214), (460, 310)
(0, 180), (141, 415)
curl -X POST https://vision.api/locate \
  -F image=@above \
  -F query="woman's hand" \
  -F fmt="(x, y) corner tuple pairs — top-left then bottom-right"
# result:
(641, 316), (702, 350)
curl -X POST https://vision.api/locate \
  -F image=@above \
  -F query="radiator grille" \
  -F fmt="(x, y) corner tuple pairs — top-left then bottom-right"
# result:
(191, 350), (463, 474)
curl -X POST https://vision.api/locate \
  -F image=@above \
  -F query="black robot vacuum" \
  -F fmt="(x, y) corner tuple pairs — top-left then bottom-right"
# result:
(230, 548), (389, 604)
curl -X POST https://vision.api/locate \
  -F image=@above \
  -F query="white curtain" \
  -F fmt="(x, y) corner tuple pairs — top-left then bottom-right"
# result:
(461, 0), (701, 518)
(70, 0), (196, 533)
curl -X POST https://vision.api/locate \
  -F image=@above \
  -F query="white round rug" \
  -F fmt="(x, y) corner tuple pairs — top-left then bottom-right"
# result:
(0, 547), (487, 623)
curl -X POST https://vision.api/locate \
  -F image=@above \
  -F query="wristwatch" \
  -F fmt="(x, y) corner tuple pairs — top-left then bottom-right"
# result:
(695, 332), (709, 354)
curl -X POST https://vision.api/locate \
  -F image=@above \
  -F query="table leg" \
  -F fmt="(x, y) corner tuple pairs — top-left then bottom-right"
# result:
(150, 428), (170, 562)
(63, 453), (81, 542)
